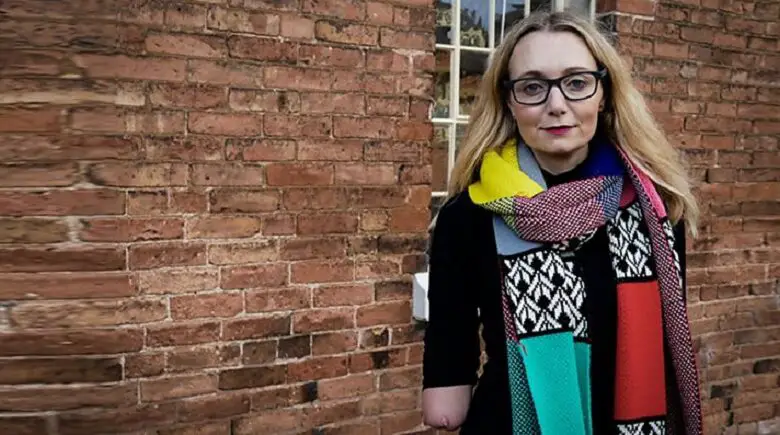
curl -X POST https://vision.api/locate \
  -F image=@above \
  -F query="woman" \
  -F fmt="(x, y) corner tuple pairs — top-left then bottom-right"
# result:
(422, 11), (703, 435)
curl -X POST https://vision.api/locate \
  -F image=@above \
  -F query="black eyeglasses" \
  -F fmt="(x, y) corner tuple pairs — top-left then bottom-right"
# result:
(504, 69), (608, 106)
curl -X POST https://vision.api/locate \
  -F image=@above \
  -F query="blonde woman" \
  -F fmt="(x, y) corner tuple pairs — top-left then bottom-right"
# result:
(422, 11), (702, 435)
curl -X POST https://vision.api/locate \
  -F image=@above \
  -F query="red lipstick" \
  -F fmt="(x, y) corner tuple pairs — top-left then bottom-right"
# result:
(543, 126), (573, 136)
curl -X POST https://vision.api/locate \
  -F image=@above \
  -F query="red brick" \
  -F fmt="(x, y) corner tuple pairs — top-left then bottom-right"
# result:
(171, 292), (244, 319)
(654, 41), (689, 59)
(188, 112), (263, 136)
(141, 374), (218, 402)
(209, 240), (278, 265)
(209, 189), (280, 213)
(380, 28), (432, 50)
(265, 114), (331, 137)
(227, 138), (297, 161)
(125, 352), (165, 379)
(349, 348), (406, 372)
(335, 163), (397, 185)
(298, 212), (358, 235)
(228, 35), (297, 62)
(221, 263), (287, 289)
(303, 0), (365, 20)
(127, 353), (165, 379)
(266, 162), (334, 186)
(146, 33), (226, 58)
(223, 314), (292, 342)
(264, 66), (331, 91)
(301, 93), (365, 115)
(263, 213), (296, 235)
(191, 163), (265, 186)
(0, 107), (61, 132)
(366, 50), (409, 72)
(315, 21), (378, 45)
(129, 242), (206, 270)
(206, 7), (280, 35)
(245, 287), (311, 312)
(281, 237), (346, 260)
(187, 216), (262, 239)
(232, 408), (303, 435)
(176, 394), (250, 424)
(367, 1), (394, 25)
(297, 139), (364, 161)
(11, 297), (165, 328)
(312, 331), (359, 355)
(164, 3), (207, 30)
(314, 284), (374, 307)
(288, 355), (348, 382)
(58, 402), (178, 435)
(280, 14), (315, 39)
(292, 307), (355, 333)
(188, 59), (264, 88)
(228, 90), (300, 113)
(357, 300), (412, 327)
(318, 373), (376, 401)
(0, 135), (139, 162)
(0, 357), (122, 384)
(79, 217), (182, 242)
(73, 54), (186, 81)
(138, 267), (218, 295)
(0, 246), (125, 273)
(0, 416), (49, 435)
(0, 218), (67, 243)
(218, 365), (287, 390)
(0, 162), (79, 187)
(282, 187), (350, 210)
(291, 259), (355, 284)
(167, 344), (240, 373)
(0, 384), (137, 412)
(361, 210), (390, 231)
(149, 83), (226, 109)
(147, 321), (220, 347)
(299, 45), (364, 67)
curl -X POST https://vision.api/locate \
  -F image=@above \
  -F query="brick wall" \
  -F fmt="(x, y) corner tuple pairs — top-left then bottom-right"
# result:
(0, 1), (437, 434)
(604, 0), (780, 433)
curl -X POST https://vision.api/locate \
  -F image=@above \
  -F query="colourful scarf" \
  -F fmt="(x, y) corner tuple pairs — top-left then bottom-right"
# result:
(468, 138), (702, 435)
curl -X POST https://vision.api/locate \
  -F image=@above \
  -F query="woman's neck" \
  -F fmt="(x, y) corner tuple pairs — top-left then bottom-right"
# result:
(531, 145), (589, 175)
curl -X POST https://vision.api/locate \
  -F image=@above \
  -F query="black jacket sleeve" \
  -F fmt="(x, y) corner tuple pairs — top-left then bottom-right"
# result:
(422, 194), (481, 389)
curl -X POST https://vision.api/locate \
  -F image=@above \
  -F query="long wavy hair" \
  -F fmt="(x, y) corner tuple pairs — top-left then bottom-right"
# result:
(448, 11), (699, 234)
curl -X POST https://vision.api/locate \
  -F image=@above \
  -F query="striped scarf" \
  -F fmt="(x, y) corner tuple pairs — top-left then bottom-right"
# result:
(468, 138), (702, 435)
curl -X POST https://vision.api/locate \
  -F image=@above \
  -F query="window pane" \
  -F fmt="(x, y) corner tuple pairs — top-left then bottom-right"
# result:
(432, 124), (450, 192)
(434, 50), (451, 118)
(461, 0), (490, 48)
(531, 0), (552, 12)
(456, 124), (468, 155)
(459, 50), (489, 117)
(436, 0), (453, 44)
(564, 0), (590, 16)
(494, 0), (526, 45)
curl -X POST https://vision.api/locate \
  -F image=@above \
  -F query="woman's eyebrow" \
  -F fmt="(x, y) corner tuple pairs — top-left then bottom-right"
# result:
(515, 66), (594, 78)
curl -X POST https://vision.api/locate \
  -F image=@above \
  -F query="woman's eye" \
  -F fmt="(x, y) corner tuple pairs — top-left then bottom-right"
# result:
(566, 79), (588, 90)
(521, 83), (545, 94)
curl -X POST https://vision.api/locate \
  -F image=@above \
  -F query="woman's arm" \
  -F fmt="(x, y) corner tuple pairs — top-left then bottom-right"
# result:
(422, 385), (473, 429)
(421, 195), (481, 430)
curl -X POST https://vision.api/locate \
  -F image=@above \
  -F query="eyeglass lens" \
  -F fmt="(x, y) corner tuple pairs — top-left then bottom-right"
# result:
(512, 73), (599, 105)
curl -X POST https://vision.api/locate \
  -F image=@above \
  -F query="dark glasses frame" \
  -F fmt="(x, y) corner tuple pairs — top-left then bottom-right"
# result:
(503, 69), (609, 106)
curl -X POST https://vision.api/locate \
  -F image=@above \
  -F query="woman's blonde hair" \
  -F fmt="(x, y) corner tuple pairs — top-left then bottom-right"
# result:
(449, 10), (699, 234)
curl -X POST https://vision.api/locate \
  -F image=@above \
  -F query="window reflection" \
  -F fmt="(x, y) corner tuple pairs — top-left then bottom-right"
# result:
(435, 0), (453, 44)
(434, 50), (451, 118)
(461, 0), (489, 47)
(431, 125), (450, 192)
(459, 51), (489, 117)
(494, 0), (526, 46)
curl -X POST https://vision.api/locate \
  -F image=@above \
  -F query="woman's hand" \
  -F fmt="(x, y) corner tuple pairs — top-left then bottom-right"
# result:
(422, 385), (473, 431)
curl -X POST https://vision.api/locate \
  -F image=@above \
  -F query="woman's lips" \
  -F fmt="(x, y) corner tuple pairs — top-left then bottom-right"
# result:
(542, 126), (573, 136)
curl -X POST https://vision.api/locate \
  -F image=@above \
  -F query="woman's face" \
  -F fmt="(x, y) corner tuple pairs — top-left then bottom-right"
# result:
(506, 30), (606, 169)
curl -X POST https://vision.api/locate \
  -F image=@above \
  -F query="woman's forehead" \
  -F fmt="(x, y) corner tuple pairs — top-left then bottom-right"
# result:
(508, 30), (598, 78)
